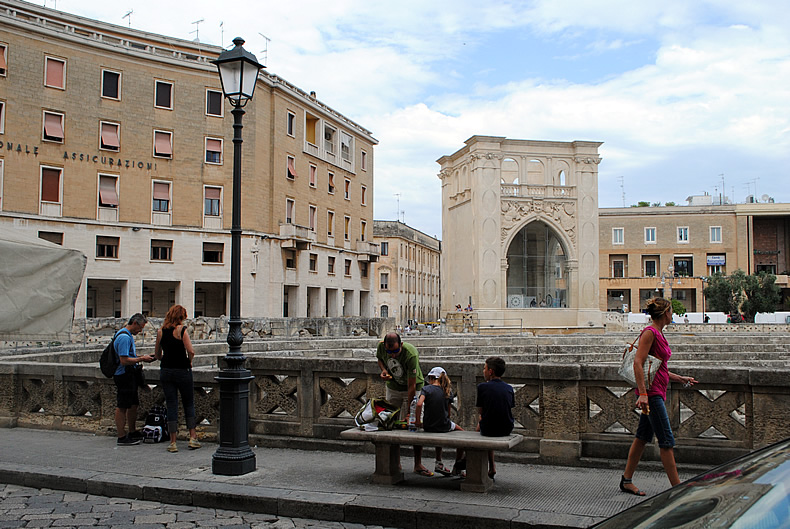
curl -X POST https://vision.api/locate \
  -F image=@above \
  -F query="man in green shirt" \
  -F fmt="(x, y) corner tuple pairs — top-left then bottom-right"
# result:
(376, 332), (432, 475)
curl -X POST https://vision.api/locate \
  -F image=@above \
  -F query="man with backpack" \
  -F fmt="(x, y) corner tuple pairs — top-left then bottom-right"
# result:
(114, 313), (155, 446)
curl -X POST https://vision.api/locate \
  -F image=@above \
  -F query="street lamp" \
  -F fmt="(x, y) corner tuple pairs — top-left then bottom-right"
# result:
(211, 37), (263, 476)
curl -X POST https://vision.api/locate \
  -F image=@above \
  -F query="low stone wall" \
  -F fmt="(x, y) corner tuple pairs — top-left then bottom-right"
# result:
(1, 353), (788, 467)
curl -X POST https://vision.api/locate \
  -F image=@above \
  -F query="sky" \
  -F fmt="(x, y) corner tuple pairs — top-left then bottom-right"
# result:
(44, 0), (790, 238)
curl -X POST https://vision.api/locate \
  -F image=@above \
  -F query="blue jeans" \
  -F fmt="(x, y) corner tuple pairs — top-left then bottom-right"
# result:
(635, 395), (675, 448)
(159, 368), (196, 434)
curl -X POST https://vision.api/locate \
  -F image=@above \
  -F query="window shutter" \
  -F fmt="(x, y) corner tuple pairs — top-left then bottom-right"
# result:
(153, 182), (170, 200)
(205, 187), (221, 200)
(101, 123), (120, 148)
(99, 176), (119, 206)
(154, 132), (172, 155)
(41, 169), (60, 202)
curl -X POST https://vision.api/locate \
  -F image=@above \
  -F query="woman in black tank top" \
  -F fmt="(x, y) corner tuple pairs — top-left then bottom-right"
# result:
(154, 304), (200, 453)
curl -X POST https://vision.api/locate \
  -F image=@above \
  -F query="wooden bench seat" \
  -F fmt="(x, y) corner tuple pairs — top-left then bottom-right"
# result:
(340, 428), (524, 492)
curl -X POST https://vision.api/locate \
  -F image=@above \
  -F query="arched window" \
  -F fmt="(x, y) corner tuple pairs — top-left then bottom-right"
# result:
(558, 170), (566, 186)
(506, 221), (568, 308)
(380, 305), (389, 318)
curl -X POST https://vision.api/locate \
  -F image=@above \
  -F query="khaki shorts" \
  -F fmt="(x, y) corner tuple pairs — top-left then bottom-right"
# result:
(386, 386), (410, 421)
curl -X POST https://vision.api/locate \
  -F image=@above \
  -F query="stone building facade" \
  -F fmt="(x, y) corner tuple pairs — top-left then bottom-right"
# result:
(372, 220), (440, 325)
(437, 136), (603, 330)
(599, 203), (790, 313)
(0, 0), (377, 320)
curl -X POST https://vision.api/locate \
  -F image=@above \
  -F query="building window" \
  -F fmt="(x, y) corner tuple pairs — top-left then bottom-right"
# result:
(0, 159), (3, 210)
(645, 227), (656, 244)
(40, 166), (62, 213)
(286, 198), (294, 224)
(309, 253), (317, 272)
(380, 272), (389, 290)
(361, 150), (367, 171)
(677, 227), (689, 243)
(204, 186), (221, 216)
(287, 111), (295, 136)
(328, 172), (335, 194)
(0, 44), (6, 76)
(324, 124), (336, 154)
(361, 185), (367, 205)
(96, 236), (119, 259)
(340, 132), (353, 163)
(0, 100), (5, 133)
(709, 264), (724, 275)
(710, 226), (722, 243)
(203, 242), (224, 263)
(206, 89), (223, 116)
(98, 174), (119, 208)
(309, 165), (317, 187)
(361, 261), (368, 278)
(285, 249), (296, 269)
(381, 241), (389, 256)
(674, 257), (693, 276)
(287, 156), (297, 179)
(101, 70), (121, 100)
(151, 240), (173, 261)
(360, 220), (367, 241)
(205, 137), (222, 164)
(644, 259), (657, 277)
(327, 256), (335, 274)
(100, 122), (120, 151)
(344, 216), (350, 241)
(344, 179), (350, 200)
(154, 80), (173, 109)
(153, 130), (173, 158)
(44, 57), (66, 89)
(43, 111), (64, 142)
(612, 227), (624, 245)
(38, 231), (63, 245)
(309, 205), (317, 231)
(152, 181), (170, 212)
(327, 211), (334, 236)
(344, 259), (352, 276)
(612, 260), (624, 278)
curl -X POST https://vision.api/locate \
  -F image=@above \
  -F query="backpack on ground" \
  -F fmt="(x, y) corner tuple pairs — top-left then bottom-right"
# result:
(99, 329), (130, 378)
(142, 405), (169, 443)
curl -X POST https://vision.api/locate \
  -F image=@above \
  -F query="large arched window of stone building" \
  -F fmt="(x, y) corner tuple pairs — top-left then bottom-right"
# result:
(506, 221), (568, 309)
(380, 305), (389, 318)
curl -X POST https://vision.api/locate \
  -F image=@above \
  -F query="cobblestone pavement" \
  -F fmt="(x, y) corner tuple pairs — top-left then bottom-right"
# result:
(0, 485), (396, 529)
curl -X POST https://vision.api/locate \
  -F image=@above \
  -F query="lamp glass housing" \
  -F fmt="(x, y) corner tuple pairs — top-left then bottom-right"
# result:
(213, 38), (263, 106)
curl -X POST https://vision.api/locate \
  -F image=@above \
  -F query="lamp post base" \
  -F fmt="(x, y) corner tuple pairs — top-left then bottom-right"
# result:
(211, 362), (256, 476)
(212, 447), (256, 476)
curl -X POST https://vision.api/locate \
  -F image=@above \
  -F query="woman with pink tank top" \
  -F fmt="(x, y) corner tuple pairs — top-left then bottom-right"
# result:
(619, 298), (698, 496)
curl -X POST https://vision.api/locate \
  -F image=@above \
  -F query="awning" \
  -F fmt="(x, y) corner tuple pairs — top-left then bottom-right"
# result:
(287, 157), (298, 178)
(44, 113), (64, 139)
(101, 123), (120, 148)
(99, 176), (118, 206)
(154, 132), (172, 155)
(153, 182), (170, 200)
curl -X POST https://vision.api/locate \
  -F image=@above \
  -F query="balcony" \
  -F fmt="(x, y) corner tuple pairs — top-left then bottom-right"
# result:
(279, 223), (315, 250)
(355, 240), (379, 262)
(501, 184), (576, 199)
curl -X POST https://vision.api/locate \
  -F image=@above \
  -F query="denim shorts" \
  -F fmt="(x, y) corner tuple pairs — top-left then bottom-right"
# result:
(635, 395), (675, 448)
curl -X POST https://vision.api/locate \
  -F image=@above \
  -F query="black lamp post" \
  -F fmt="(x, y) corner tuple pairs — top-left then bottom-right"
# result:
(211, 37), (263, 476)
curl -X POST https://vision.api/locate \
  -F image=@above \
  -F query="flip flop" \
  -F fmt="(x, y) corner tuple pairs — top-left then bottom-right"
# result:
(620, 475), (646, 496)
(414, 468), (434, 477)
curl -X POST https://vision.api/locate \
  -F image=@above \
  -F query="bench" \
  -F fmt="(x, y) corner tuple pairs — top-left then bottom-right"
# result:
(340, 428), (524, 492)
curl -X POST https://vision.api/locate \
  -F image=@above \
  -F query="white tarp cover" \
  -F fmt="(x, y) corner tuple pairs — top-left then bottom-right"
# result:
(0, 226), (86, 340)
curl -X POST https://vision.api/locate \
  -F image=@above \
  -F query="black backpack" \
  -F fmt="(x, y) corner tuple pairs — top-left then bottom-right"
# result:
(142, 405), (169, 443)
(99, 329), (130, 378)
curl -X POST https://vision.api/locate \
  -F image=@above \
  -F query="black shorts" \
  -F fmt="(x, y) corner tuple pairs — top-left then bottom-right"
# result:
(114, 370), (139, 409)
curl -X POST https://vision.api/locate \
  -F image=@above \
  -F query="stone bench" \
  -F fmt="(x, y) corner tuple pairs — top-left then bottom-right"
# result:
(340, 428), (524, 492)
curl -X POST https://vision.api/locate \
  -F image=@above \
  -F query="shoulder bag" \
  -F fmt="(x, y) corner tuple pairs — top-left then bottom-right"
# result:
(618, 330), (662, 390)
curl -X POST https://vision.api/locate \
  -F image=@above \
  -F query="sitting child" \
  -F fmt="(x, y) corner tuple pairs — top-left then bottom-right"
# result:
(476, 356), (515, 480)
(415, 366), (465, 477)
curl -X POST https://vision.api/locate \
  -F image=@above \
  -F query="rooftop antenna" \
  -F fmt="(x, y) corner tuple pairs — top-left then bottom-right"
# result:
(258, 32), (271, 65)
(719, 173), (725, 204)
(220, 21), (224, 48)
(394, 193), (401, 223)
(191, 19), (204, 42)
(617, 175), (625, 207)
(751, 177), (759, 201)
(122, 10), (133, 28)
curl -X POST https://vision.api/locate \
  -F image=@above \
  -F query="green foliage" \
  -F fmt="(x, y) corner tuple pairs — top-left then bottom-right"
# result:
(703, 269), (781, 321)
(636, 201), (650, 207)
(665, 201), (676, 206)
(670, 298), (686, 316)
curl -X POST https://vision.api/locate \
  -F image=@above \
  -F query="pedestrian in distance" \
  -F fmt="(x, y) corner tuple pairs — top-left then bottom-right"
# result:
(376, 332), (429, 475)
(113, 313), (155, 446)
(476, 356), (515, 480)
(154, 305), (201, 453)
(415, 366), (465, 477)
(620, 297), (698, 496)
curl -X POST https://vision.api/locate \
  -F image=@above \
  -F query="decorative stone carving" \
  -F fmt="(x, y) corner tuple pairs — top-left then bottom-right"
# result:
(500, 199), (576, 245)
(255, 375), (298, 416)
(318, 377), (367, 418)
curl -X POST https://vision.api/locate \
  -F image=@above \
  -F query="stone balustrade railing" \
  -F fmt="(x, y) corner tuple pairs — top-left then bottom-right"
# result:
(2, 355), (789, 468)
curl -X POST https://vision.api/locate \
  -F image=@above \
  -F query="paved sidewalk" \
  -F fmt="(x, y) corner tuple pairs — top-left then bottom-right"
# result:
(0, 429), (697, 529)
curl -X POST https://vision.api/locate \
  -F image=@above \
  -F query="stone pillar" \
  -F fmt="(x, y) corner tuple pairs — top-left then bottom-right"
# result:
(539, 364), (582, 464)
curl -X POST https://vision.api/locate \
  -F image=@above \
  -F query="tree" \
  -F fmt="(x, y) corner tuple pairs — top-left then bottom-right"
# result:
(670, 298), (686, 316)
(665, 201), (676, 206)
(637, 201), (650, 207)
(704, 269), (781, 321)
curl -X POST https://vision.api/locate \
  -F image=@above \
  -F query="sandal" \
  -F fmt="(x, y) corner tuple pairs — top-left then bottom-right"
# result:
(434, 462), (452, 476)
(620, 475), (646, 496)
(414, 467), (434, 477)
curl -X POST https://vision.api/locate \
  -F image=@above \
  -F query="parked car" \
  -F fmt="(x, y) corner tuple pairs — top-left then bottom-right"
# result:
(590, 437), (790, 528)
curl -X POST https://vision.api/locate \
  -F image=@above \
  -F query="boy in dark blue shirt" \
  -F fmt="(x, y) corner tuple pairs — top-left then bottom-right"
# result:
(475, 356), (515, 479)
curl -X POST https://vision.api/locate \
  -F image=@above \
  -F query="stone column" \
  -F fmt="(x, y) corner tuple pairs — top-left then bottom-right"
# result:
(539, 364), (582, 465)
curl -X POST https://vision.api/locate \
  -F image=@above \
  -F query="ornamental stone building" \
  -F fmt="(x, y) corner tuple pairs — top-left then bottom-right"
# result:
(0, 0), (377, 320)
(437, 136), (603, 331)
